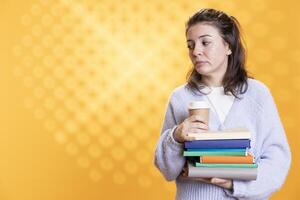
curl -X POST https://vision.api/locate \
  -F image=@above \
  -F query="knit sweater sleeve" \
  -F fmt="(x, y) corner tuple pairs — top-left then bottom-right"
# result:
(154, 93), (186, 181)
(225, 88), (291, 199)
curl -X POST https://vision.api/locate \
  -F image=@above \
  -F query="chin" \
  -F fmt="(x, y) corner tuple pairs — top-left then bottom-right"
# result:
(195, 66), (210, 75)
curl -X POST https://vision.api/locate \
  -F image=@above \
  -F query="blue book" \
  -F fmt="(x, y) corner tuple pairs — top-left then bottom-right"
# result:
(186, 148), (247, 152)
(184, 139), (250, 149)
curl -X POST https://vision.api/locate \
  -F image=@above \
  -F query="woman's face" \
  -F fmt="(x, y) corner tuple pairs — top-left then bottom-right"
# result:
(186, 23), (231, 81)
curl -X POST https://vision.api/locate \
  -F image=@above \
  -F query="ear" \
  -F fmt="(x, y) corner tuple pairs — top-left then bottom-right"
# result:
(224, 42), (232, 55)
(227, 49), (232, 55)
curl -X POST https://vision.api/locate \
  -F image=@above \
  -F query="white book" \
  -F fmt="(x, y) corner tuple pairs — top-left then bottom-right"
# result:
(186, 161), (257, 180)
(188, 128), (251, 140)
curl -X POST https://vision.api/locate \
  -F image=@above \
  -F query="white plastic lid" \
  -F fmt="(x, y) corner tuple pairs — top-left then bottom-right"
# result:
(188, 101), (210, 109)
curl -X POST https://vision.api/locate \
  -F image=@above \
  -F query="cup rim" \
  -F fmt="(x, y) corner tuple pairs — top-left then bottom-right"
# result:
(188, 101), (210, 109)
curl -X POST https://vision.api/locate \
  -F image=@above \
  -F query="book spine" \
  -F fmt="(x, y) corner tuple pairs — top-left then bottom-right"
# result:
(186, 148), (247, 152)
(183, 151), (246, 156)
(184, 139), (250, 149)
(200, 155), (254, 164)
(195, 162), (258, 168)
(187, 161), (257, 180)
(187, 130), (251, 140)
(189, 134), (250, 140)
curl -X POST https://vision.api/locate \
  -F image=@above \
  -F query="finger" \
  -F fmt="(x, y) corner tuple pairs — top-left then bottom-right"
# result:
(188, 128), (208, 133)
(211, 178), (229, 184)
(189, 115), (207, 124)
(190, 122), (209, 130)
(212, 180), (232, 189)
(184, 135), (196, 141)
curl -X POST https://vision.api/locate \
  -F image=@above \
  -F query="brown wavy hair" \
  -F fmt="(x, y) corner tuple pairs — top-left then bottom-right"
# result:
(185, 8), (251, 97)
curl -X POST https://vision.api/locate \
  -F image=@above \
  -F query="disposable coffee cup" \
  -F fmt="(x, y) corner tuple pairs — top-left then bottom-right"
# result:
(188, 101), (210, 124)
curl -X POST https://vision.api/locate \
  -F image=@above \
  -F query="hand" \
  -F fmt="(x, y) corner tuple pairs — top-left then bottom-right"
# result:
(174, 115), (209, 143)
(210, 178), (233, 190)
(180, 166), (233, 190)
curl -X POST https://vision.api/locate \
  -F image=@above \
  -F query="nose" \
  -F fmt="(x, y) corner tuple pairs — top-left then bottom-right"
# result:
(192, 42), (203, 57)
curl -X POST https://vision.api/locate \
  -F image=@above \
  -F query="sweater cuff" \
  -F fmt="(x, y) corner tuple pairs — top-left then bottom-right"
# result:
(166, 126), (184, 151)
(224, 180), (247, 198)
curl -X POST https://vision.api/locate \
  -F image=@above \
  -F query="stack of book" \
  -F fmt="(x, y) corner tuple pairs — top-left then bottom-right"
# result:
(183, 129), (257, 180)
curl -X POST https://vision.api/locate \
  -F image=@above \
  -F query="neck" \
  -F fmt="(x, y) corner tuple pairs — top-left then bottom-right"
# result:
(201, 75), (223, 87)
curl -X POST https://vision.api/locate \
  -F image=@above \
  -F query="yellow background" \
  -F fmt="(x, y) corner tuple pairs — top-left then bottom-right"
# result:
(0, 0), (299, 199)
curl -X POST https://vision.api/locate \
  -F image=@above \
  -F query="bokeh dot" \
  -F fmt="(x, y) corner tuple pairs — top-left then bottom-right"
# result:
(122, 137), (138, 151)
(23, 76), (34, 88)
(43, 77), (56, 89)
(33, 87), (45, 99)
(99, 157), (114, 171)
(33, 46), (43, 58)
(33, 66), (44, 78)
(124, 161), (138, 175)
(21, 14), (32, 26)
(54, 131), (68, 144)
(44, 98), (56, 110)
(41, 14), (53, 26)
(54, 109), (68, 122)
(87, 122), (100, 135)
(138, 175), (152, 188)
(23, 56), (34, 67)
(13, 45), (23, 56)
(13, 67), (23, 77)
(76, 133), (90, 146)
(52, 24), (64, 36)
(40, 0), (51, 6)
(30, 4), (42, 16)
(42, 55), (54, 66)
(22, 35), (33, 47)
(88, 144), (102, 158)
(66, 142), (79, 156)
(54, 87), (66, 99)
(113, 171), (126, 185)
(65, 120), (78, 134)
(77, 156), (90, 168)
(53, 67), (65, 79)
(42, 35), (54, 48)
(269, 37), (287, 51)
(98, 134), (114, 148)
(34, 108), (46, 119)
(75, 112), (89, 123)
(89, 169), (102, 182)
(51, 3), (65, 16)
(111, 147), (126, 161)
(44, 120), (56, 132)
(136, 149), (150, 164)
(32, 25), (43, 36)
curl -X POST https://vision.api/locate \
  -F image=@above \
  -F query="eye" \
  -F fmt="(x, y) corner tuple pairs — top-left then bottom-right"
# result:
(187, 43), (194, 50)
(202, 41), (211, 46)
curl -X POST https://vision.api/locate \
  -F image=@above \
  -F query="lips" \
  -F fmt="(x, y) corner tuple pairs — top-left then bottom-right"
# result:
(195, 61), (208, 66)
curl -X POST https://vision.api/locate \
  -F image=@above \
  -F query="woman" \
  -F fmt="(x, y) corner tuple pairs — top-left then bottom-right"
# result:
(154, 8), (291, 200)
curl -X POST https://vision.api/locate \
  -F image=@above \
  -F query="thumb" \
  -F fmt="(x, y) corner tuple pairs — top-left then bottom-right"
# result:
(211, 178), (228, 184)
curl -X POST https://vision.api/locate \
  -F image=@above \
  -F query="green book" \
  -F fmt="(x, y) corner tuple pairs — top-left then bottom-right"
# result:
(183, 150), (247, 156)
(195, 162), (258, 168)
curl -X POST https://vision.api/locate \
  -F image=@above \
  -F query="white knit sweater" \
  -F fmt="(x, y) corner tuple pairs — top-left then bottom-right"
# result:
(154, 79), (291, 200)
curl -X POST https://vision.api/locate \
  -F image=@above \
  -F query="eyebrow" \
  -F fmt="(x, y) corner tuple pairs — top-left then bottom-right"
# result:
(186, 34), (212, 42)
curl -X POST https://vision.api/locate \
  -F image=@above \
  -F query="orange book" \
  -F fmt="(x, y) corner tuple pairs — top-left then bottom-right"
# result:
(200, 155), (254, 164)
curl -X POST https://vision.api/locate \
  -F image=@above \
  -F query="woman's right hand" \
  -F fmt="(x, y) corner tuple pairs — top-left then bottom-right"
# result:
(173, 115), (209, 143)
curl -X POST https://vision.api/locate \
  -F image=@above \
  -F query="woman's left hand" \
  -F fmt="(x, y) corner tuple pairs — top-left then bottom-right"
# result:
(210, 178), (233, 190)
